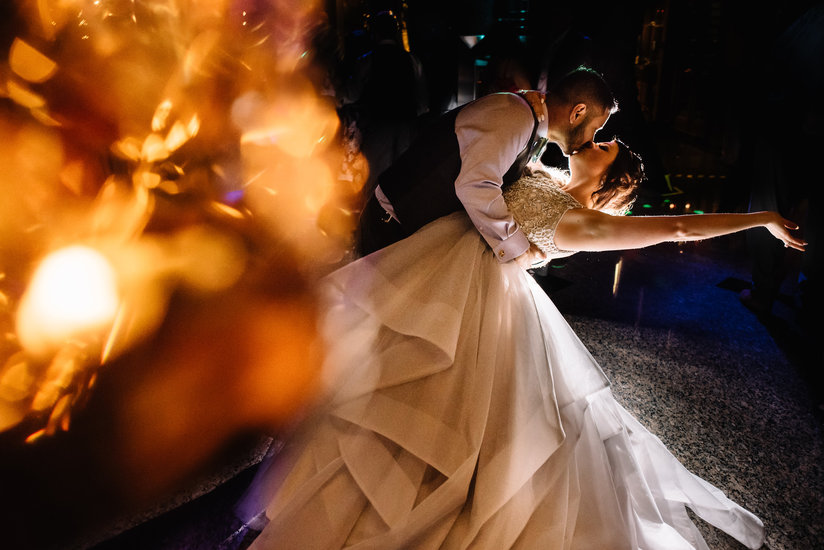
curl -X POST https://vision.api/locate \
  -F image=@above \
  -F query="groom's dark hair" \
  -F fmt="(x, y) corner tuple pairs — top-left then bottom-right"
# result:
(548, 66), (618, 114)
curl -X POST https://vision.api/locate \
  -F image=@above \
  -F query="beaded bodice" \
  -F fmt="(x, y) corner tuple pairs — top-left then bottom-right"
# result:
(503, 169), (582, 261)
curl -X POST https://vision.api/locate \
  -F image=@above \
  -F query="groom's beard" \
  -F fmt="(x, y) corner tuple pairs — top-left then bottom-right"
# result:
(565, 122), (591, 156)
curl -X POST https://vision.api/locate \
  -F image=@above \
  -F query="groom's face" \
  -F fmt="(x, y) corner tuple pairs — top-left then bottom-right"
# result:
(560, 108), (610, 156)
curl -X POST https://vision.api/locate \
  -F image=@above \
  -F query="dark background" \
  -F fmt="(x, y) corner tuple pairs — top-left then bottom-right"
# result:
(324, 0), (823, 210)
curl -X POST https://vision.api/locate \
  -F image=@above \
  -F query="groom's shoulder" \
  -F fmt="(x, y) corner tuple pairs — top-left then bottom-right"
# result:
(461, 92), (533, 125)
(472, 91), (529, 109)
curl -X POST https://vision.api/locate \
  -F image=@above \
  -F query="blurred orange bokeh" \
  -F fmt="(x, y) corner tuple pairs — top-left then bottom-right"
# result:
(0, 2), (366, 538)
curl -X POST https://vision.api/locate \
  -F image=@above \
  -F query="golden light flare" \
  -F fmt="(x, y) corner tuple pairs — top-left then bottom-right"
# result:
(241, 147), (350, 266)
(0, 0), (364, 506)
(134, 168), (163, 189)
(151, 98), (174, 132)
(1, 218), (254, 439)
(165, 115), (200, 151)
(181, 28), (223, 82)
(112, 136), (142, 161)
(28, 0), (79, 40)
(5, 80), (47, 109)
(85, 224), (250, 365)
(16, 245), (119, 357)
(29, 344), (86, 414)
(9, 38), (58, 83)
(233, 86), (340, 159)
(89, 176), (154, 241)
(613, 257), (623, 297)
(0, 352), (33, 404)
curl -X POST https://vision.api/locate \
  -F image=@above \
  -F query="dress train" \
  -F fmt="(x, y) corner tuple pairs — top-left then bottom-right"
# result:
(236, 213), (765, 549)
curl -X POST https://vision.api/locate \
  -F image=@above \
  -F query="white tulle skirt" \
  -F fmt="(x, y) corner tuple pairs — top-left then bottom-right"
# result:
(236, 213), (765, 550)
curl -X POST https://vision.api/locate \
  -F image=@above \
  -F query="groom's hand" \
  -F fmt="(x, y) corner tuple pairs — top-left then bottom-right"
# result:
(514, 242), (547, 270)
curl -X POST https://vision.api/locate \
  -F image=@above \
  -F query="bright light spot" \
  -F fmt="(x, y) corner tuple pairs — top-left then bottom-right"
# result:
(6, 80), (46, 109)
(9, 38), (57, 83)
(693, 209), (704, 214)
(141, 133), (169, 162)
(612, 257), (623, 296)
(152, 99), (174, 132)
(165, 116), (199, 152)
(17, 246), (119, 355)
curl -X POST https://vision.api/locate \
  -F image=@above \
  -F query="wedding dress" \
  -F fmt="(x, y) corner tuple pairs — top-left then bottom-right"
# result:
(236, 171), (765, 549)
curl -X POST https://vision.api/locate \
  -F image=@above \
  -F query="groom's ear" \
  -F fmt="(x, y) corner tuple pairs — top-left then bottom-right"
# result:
(569, 103), (587, 125)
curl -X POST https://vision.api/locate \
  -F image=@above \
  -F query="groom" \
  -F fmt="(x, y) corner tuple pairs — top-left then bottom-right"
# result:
(355, 66), (618, 268)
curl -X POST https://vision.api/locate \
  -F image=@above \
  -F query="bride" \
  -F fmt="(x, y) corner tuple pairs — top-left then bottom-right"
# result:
(233, 139), (804, 550)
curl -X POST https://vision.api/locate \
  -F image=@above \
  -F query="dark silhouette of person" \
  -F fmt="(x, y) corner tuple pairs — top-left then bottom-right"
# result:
(472, 20), (533, 97)
(410, 19), (474, 115)
(735, 3), (822, 319)
(731, 2), (823, 414)
(341, 10), (429, 196)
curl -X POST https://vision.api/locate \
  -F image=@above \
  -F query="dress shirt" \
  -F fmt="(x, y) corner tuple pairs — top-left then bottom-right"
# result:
(377, 93), (536, 262)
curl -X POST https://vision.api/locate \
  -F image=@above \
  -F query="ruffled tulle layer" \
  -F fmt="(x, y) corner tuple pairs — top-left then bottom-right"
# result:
(237, 213), (764, 550)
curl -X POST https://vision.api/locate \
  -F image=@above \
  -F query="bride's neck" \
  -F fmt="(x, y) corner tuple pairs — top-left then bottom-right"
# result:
(564, 174), (598, 208)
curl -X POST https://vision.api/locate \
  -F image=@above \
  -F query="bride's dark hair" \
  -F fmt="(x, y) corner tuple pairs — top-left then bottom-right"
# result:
(592, 139), (644, 213)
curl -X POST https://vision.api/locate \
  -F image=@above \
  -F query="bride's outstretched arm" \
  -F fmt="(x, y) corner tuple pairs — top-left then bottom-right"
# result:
(554, 208), (807, 252)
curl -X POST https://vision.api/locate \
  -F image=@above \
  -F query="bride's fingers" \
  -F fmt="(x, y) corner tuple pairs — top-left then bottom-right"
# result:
(775, 219), (805, 250)
(782, 234), (807, 250)
(521, 90), (547, 122)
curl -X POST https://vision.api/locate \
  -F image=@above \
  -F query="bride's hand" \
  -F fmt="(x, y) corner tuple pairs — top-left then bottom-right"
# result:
(764, 212), (807, 251)
(515, 242), (547, 270)
(519, 90), (546, 122)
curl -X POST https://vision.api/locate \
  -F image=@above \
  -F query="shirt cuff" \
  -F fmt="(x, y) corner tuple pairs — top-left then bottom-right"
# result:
(374, 185), (399, 222)
(492, 231), (530, 263)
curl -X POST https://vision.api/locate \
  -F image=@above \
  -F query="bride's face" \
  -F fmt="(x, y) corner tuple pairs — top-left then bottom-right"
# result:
(569, 140), (619, 181)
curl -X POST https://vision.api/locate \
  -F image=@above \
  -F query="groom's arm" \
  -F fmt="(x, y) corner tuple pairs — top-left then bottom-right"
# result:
(454, 93), (534, 262)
